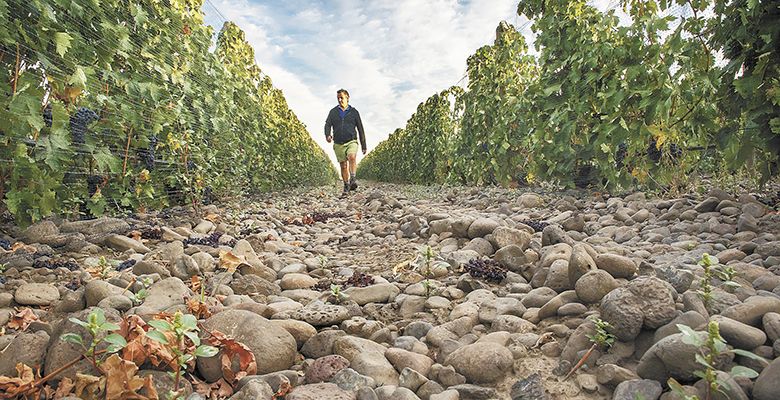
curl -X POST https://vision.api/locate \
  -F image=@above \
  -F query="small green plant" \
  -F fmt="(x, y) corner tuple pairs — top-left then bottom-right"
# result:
(62, 308), (127, 368)
(128, 276), (153, 305)
(669, 322), (767, 400)
(0, 262), (7, 273)
(698, 254), (716, 310)
(318, 255), (328, 269)
(329, 284), (348, 304)
(146, 311), (218, 400)
(698, 253), (741, 309)
(422, 279), (434, 297)
(564, 317), (615, 380)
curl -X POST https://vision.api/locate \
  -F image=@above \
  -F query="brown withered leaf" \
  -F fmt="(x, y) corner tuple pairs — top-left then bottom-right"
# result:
(218, 251), (246, 273)
(7, 308), (39, 331)
(272, 380), (292, 400)
(127, 230), (142, 241)
(54, 376), (76, 398)
(355, 211), (363, 220)
(190, 275), (202, 294)
(187, 297), (212, 319)
(204, 213), (220, 223)
(102, 353), (158, 400)
(120, 315), (176, 369)
(0, 363), (35, 396)
(9, 242), (36, 253)
(73, 373), (103, 400)
(192, 377), (233, 399)
(206, 330), (257, 385)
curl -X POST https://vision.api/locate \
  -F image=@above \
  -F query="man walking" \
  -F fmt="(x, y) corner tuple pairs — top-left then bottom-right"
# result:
(325, 89), (367, 195)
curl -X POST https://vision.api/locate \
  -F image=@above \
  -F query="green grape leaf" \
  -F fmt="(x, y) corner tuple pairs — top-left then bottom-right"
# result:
(54, 32), (72, 57)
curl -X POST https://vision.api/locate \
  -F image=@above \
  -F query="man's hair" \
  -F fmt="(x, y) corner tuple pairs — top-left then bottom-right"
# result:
(337, 89), (349, 97)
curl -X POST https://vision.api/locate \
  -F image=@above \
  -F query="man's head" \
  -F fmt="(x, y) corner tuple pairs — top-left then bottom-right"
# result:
(337, 89), (349, 109)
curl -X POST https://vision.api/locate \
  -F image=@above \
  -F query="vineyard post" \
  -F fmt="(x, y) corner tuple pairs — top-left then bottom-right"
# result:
(12, 44), (20, 94)
(123, 127), (133, 176)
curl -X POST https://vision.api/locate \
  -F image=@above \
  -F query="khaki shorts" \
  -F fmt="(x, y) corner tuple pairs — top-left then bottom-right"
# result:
(333, 140), (358, 163)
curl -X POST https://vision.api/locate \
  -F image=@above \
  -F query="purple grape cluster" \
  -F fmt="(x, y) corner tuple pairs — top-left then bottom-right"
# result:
(0, 238), (10, 251)
(116, 259), (136, 271)
(33, 258), (80, 271)
(65, 278), (81, 291)
(465, 258), (507, 283)
(310, 211), (347, 223)
(141, 227), (162, 240)
(345, 271), (375, 288)
(69, 107), (99, 144)
(615, 143), (627, 169)
(87, 175), (103, 197)
(43, 104), (52, 128)
(138, 135), (158, 170)
(518, 219), (548, 232)
(184, 231), (234, 247)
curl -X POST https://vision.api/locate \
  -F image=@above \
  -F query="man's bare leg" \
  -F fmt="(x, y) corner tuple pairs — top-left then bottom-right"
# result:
(347, 153), (358, 190)
(340, 161), (349, 183)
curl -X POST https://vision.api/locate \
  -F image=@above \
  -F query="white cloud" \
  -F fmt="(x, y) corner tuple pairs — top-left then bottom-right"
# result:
(204, 0), (519, 166)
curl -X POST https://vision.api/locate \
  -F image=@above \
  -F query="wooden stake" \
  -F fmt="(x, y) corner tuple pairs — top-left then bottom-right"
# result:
(12, 44), (20, 94)
(123, 127), (133, 175)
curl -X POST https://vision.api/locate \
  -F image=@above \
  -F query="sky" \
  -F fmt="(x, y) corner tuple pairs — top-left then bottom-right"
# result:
(201, 0), (528, 166)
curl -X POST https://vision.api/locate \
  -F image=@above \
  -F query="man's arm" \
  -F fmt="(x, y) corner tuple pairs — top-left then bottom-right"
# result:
(324, 109), (333, 142)
(355, 110), (366, 154)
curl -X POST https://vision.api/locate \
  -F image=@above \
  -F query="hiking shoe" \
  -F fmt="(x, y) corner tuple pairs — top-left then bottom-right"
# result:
(349, 178), (358, 191)
(342, 183), (350, 196)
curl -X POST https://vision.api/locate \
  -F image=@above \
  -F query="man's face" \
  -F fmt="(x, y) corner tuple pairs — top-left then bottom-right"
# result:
(338, 93), (349, 109)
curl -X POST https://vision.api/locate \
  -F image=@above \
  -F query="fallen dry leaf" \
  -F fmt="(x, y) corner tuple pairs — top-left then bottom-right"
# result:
(192, 377), (234, 399)
(101, 354), (157, 400)
(7, 308), (39, 331)
(127, 230), (142, 241)
(120, 315), (176, 369)
(218, 251), (247, 273)
(206, 330), (257, 385)
(9, 242), (36, 253)
(187, 297), (212, 319)
(204, 213), (220, 223)
(190, 275), (203, 294)
(0, 363), (35, 396)
(272, 380), (292, 400)
(73, 373), (102, 400)
(55, 376), (76, 398)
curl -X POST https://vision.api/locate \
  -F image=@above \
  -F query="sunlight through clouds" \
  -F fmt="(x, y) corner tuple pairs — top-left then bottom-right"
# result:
(203, 0), (518, 165)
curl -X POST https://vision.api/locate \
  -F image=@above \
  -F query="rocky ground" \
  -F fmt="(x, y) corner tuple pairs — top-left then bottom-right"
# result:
(1, 182), (779, 400)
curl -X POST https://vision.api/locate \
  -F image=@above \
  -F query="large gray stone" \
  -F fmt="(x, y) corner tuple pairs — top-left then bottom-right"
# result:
(197, 309), (297, 382)
(344, 283), (400, 306)
(44, 307), (122, 381)
(601, 276), (676, 341)
(467, 218), (500, 238)
(613, 379), (662, 400)
(230, 274), (281, 296)
(0, 331), (50, 377)
(444, 342), (512, 383)
(711, 315), (767, 350)
(14, 283), (60, 306)
(721, 296), (780, 327)
(575, 269), (618, 304)
(568, 244), (597, 287)
(637, 331), (732, 382)
(493, 226), (531, 250)
(104, 234), (150, 253)
(286, 383), (356, 400)
(595, 254), (637, 278)
(754, 357), (780, 400)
